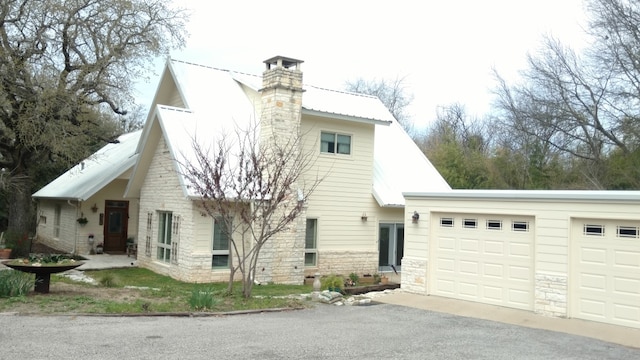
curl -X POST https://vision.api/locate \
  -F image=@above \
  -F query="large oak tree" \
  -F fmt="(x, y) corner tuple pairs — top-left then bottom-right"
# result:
(0, 0), (187, 237)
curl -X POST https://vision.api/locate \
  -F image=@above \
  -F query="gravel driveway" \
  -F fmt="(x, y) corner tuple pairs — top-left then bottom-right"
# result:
(1, 303), (637, 359)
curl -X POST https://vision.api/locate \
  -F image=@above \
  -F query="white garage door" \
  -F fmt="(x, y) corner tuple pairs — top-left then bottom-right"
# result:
(572, 219), (640, 329)
(430, 214), (534, 310)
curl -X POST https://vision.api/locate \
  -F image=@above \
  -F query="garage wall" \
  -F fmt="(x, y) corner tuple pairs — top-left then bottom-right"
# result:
(402, 191), (640, 329)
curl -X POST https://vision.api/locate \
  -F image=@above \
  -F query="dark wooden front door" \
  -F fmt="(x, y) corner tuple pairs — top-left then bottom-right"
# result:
(104, 200), (129, 253)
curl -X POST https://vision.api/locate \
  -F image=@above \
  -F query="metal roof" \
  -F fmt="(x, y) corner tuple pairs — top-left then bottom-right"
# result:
(168, 59), (449, 206)
(403, 189), (640, 202)
(36, 58), (450, 206)
(32, 131), (141, 201)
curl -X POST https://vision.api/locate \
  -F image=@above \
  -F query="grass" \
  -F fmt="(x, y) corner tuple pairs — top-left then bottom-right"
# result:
(0, 268), (314, 315)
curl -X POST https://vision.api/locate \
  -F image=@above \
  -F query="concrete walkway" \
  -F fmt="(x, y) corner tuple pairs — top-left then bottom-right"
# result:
(374, 291), (640, 349)
(77, 253), (137, 270)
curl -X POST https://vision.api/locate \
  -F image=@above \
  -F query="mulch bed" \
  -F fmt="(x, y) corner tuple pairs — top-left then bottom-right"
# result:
(28, 241), (67, 255)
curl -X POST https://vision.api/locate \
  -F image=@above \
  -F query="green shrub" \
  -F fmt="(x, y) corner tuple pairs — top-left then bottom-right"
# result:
(99, 273), (118, 287)
(373, 273), (381, 284)
(189, 286), (220, 311)
(320, 274), (344, 292)
(0, 270), (35, 297)
(348, 272), (359, 285)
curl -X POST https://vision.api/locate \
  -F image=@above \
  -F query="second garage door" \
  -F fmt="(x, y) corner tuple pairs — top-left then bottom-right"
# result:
(430, 213), (534, 310)
(571, 219), (640, 329)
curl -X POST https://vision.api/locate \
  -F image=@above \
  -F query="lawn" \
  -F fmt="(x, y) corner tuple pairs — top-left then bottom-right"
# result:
(0, 268), (314, 315)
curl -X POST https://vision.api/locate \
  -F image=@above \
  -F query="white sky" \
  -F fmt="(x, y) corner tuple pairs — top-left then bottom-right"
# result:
(134, 0), (589, 128)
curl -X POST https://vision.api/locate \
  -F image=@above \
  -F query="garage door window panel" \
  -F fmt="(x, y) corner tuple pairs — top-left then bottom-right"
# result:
(463, 219), (477, 229)
(486, 220), (502, 230)
(617, 226), (639, 238)
(584, 224), (605, 236)
(512, 221), (529, 232)
(440, 218), (454, 227)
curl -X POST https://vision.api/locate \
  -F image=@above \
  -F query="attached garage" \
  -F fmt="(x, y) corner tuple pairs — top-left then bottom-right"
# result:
(402, 190), (640, 330)
(431, 213), (534, 310)
(571, 219), (640, 328)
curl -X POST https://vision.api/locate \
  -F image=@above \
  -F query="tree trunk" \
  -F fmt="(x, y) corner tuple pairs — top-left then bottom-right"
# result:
(6, 175), (35, 254)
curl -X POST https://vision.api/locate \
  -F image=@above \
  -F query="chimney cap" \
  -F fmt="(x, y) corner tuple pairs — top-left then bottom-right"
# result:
(264, 56), (304, 70)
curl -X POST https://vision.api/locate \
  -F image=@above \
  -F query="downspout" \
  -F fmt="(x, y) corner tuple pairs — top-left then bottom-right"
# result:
(67, 199), (80, 254)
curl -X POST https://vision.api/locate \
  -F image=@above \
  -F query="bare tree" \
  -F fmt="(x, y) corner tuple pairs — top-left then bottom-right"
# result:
(179, 122), (322, 298)
(0, 0), (188, 236)
(345, 76), (414, 133)
(490, 0), (640, 189)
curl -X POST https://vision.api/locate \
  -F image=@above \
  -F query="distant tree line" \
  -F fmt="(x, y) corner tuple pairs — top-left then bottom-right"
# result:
(350, 0), (640, 190)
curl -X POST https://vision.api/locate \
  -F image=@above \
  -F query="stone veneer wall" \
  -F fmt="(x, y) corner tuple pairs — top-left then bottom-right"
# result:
(534, 273), (568, 317)
(255, 213), (306, 285)
(308, 250), (378, 277)
(399, 257), (428, 294)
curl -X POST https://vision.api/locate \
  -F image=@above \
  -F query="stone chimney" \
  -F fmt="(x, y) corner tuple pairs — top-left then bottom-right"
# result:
(259, 56), (304, 141)
(256, 56), (306, 285)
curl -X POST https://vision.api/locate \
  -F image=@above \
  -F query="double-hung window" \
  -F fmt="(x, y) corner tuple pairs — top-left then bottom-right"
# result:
(212, 216), (231, 268)
(157, 211), (172, 263)
(321, 132), (351, 155)
(304, 219), (318, 266)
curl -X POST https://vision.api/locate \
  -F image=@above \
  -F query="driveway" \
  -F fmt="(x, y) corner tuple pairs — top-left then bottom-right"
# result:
(1, 303), (638, 359)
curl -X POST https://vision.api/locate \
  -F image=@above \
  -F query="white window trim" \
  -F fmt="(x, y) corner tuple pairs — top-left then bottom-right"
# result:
(212, 216), (231, 269)
(305, 218), (318, 267)
(320, 130), (353, 156)
(157, 211), (172, 263)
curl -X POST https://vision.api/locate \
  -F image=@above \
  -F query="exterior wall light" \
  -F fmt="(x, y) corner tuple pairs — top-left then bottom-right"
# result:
(412, 211), (420, 223)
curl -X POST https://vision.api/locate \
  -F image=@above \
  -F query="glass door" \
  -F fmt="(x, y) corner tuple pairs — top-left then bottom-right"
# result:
(378, 223), (404, 272)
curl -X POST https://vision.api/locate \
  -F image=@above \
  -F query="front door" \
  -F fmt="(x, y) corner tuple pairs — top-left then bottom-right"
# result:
(379, 223), (404, 272)
(104, 200), (129, 253)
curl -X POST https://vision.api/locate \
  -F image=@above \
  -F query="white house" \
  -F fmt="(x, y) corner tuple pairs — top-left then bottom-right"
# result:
(401, 190), (640, 330)
(33, 56), (450, 284)
(32, 131), (141, 255)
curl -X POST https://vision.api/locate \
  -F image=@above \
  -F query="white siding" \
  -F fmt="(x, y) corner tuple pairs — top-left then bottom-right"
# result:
(301, 115), (378, 251)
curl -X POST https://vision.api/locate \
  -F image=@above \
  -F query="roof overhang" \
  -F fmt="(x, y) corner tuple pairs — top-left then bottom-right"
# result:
(302, 109), (391, 126)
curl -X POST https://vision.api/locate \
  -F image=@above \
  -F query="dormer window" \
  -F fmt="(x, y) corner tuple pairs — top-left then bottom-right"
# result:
(321, 131), (351, 155)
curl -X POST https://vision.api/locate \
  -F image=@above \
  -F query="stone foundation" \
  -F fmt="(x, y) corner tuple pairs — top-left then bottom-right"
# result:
(305, 250), (378, 277)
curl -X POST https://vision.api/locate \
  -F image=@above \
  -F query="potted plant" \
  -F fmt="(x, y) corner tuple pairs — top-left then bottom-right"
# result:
(0, 244), (11, 259)
(373, 273), (381, 284)
(0, 233), (12, 259)
(95, 242), (104, 254)
(347, 272), (359, 287)
(77, 216), (88, 226)
(380, 274), (389, 285)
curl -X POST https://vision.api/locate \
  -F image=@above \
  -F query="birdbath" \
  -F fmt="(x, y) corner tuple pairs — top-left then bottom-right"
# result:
(2, 260), (84, 294)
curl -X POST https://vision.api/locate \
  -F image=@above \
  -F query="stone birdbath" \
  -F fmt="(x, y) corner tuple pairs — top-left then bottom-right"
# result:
(2, 255), (84, 294)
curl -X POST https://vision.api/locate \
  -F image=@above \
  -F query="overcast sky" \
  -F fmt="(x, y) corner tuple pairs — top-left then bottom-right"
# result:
(134, 0), (589, 128)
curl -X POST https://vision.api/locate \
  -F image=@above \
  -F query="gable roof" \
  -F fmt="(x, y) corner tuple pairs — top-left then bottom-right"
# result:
(32, 131), (141, 201)
(126, 58), (450, 205)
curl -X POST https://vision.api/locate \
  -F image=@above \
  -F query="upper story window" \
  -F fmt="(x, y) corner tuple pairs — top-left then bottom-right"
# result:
(321, 132), (351, 155)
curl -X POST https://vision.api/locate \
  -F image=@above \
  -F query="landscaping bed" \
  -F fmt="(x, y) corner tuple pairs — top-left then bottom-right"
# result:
(342, 283), (400, 296)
